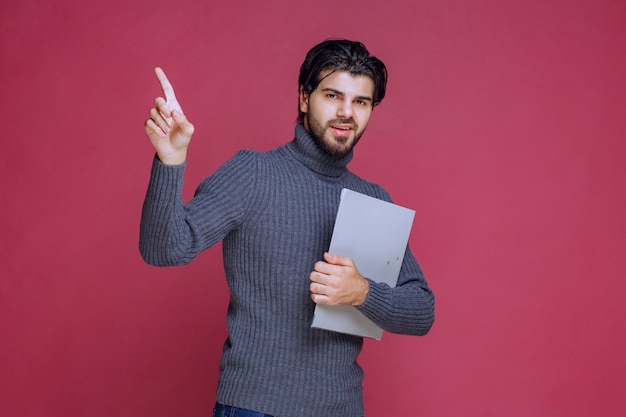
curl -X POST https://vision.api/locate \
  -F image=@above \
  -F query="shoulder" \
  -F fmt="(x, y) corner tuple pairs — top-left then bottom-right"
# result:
(195, 149), (262, 194)
(228, 148), (262, 165)
(196, 144), (287, 190)
(211, 148), (265, 175)
(230, 143), (288, 164)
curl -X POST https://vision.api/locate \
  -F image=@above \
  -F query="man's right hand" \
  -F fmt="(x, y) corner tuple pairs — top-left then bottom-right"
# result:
(144, 67), (195, 165)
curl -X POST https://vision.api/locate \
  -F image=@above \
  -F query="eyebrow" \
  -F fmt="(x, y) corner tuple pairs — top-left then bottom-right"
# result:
(321, 88), (373, 103)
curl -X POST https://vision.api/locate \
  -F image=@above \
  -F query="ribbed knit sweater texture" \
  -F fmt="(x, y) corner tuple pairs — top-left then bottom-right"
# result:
(139, 125), (435, 417)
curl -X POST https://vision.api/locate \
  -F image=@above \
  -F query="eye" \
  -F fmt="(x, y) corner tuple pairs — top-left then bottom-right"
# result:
(327, 93), (337, 99)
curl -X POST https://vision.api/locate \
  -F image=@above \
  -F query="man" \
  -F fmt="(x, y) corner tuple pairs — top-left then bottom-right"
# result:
(141, 39), (435, 417)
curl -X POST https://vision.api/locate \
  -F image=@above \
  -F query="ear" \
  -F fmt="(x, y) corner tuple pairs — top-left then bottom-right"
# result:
(299, 85), (309, 114)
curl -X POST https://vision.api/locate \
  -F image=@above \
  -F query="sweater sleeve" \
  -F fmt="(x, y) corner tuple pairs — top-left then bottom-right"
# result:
(350, 183), (435, 336)
(139, 151), (258, 266)
(356, 246), (435, 336)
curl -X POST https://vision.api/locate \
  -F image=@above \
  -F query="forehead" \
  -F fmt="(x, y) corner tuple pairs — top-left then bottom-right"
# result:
(316, 70), (375, 98)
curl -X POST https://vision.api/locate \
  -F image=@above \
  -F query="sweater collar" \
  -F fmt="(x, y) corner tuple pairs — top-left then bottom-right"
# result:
(286, 124), (353, 178)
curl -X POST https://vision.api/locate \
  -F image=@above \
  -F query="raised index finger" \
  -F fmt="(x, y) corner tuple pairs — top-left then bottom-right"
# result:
(154, 67), (178, 103)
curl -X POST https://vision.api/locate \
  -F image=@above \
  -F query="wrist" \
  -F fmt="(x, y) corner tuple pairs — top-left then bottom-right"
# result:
(157, 151), (187, 166)
(354, 278), (370, 306)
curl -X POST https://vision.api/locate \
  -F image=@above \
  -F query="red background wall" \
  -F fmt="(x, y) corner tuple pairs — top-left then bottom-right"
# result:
(1, 1), (625, 416)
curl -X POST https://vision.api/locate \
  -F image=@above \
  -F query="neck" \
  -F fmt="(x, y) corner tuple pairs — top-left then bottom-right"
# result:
(287, 124), (353, 178)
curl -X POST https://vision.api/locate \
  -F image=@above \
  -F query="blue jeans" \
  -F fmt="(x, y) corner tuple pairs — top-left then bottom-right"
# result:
(212, 402), (274, 417)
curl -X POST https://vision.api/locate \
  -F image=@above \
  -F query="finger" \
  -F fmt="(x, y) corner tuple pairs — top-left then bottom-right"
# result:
(310, 281), (326, 295)
(154, 97), (172, 120)
(311, 292), (329, 305)
(149, 107), (171, 134)
(144, 118), (167, 138)
(154, 67), (184, 114)
(313, 261), (335, 276)
(310, 270), (325, 284)
(171, 110), (195, 137)
(154, 67), (177, 103)
(324, 252), (354, 267)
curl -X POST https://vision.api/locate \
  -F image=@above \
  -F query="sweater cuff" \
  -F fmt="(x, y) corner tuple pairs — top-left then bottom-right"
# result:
(355, 279), (391, 322)
(147, 154), (187, 199)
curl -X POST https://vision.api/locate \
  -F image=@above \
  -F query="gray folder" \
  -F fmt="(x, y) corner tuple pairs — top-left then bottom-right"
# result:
(311, 188), (415, 340)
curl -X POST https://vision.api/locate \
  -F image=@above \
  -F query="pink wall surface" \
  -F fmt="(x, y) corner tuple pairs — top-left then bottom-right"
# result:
(1, 1), (625, 416)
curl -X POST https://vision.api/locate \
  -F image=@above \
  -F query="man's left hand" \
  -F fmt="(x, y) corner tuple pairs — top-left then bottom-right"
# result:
(309, 253), (369, 306)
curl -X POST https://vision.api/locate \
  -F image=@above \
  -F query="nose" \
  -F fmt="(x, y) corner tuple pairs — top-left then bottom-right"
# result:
(337, 98), (353, 118)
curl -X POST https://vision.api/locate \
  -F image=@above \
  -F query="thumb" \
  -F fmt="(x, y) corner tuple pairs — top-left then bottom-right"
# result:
(324, 252), (353, 266)
(172, 110), (195, 137)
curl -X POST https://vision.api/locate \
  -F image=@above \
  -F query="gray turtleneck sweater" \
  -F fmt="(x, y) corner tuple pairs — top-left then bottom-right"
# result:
(140, 125), (435, 417)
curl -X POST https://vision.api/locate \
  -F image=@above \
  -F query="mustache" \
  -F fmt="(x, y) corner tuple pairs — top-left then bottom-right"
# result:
(328, 119), (357, 128)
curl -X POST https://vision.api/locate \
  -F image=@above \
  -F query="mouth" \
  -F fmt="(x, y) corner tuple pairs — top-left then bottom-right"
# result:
(329, 122), (355, 137)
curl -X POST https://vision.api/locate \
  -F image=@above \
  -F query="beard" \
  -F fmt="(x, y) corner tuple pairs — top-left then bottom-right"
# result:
(304, 113), (365, 159)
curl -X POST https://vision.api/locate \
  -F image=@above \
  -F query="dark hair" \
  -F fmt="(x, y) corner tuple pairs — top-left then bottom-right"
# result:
(297, 39), (388, 123)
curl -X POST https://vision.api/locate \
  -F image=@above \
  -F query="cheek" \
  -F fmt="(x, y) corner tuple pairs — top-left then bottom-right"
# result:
(357, 109), (373, 126)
